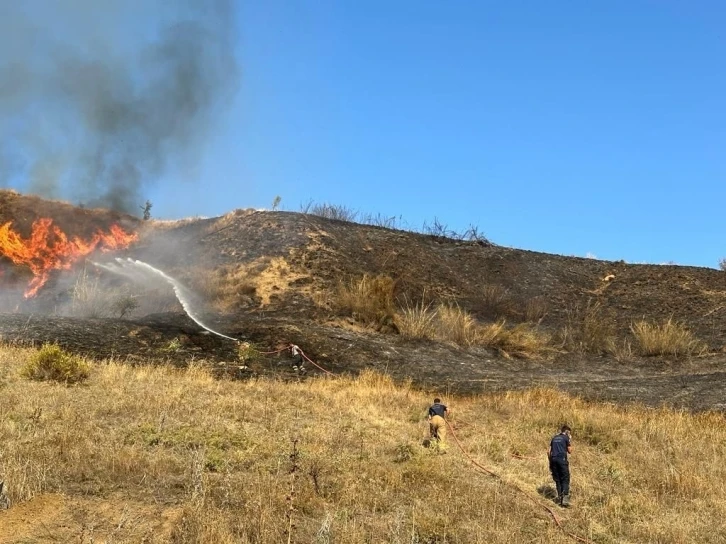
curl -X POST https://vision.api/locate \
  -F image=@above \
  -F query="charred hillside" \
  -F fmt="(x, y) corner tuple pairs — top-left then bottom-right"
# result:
(139, 205), (726, 349)
(1, 191), (726, 410)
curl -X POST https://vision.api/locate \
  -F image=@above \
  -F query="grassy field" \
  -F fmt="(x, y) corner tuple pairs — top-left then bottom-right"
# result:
(0, 345), (725, 543)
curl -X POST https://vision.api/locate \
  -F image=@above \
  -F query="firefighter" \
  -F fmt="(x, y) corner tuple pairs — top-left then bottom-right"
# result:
(290, 345), (306, 374)
(548, 424), (573, 506)
(428, 397), (449, 447)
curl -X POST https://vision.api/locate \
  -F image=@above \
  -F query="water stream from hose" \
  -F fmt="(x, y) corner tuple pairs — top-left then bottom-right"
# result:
(92, 257), (239, 343)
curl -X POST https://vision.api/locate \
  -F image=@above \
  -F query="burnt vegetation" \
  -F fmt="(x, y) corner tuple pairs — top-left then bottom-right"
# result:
(2, 190), (726, 408)
(3, 192), (726, 542)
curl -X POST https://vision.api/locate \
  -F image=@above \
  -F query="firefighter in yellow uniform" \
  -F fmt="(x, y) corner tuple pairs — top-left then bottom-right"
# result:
(428, 398), (449, 448)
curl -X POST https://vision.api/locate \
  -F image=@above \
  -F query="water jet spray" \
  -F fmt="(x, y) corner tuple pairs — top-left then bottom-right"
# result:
(92, 258), (239, 343)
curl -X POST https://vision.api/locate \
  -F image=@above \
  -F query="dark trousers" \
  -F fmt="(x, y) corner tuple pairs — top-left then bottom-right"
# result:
(549, 456), (570, 497)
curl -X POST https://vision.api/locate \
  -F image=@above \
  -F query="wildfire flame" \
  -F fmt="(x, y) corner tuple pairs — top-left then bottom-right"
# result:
(0, 218), (138, 297)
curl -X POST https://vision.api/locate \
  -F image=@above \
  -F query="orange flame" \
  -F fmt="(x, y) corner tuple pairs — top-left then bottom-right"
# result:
(0, 218), (138, 297)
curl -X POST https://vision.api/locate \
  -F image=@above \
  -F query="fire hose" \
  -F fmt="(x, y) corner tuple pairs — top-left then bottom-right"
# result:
(251, 342), (590, 542)
(249, 343), (333, 375)
(444, 418), (593, 544)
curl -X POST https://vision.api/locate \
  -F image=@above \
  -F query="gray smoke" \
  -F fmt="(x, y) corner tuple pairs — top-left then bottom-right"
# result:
(0, 0), (239, 214)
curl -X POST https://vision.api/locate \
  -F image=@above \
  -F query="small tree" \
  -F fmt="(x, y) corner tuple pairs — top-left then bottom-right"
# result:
(719, 258), (726, 271)
(140, 200), (153, 220)
(272, 195), (282, 211)
(112, 294), (139, 318)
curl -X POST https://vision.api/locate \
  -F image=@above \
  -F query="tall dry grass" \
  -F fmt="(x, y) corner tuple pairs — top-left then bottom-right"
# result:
(433, 303), (479, 345)
(1, 346), (725, 543)
(523, 296), (548, 323)
(557, 301), (618, 355)
(335, 274), (396, 326)
(477, 320), (553, 358)
(631, 318), (707, 357)
(68, 267), (178, 318)
(397, 299), (437, 340)
(479, 284), (511, 318)
(397, 302), (551, 357)
(184, 265), (258, 312)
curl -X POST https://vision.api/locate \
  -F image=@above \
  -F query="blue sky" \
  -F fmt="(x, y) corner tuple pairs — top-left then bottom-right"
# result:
(10, 2), (726, 267)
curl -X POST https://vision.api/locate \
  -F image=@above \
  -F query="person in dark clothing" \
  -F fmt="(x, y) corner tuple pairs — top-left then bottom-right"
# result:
(428, 398), (449, 447)
(548, 425), (573, 506)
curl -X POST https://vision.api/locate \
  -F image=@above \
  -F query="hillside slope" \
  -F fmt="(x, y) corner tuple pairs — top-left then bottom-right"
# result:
(0, 347), (725, 544)
(1, 191), (725, 410)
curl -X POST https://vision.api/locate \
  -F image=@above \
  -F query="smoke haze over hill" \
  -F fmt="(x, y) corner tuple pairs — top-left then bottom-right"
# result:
(0, 0), (239, 214)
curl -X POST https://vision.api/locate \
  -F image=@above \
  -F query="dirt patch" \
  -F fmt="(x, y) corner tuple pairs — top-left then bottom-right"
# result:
(226, 255), (310, 307)
(0, 493), (180, 543)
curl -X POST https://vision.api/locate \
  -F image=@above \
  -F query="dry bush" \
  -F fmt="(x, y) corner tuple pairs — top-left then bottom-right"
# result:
(631, 318), (707, 357)
(719, 258), (726, 271)
(183, 266), (257, 313)
(398, 301), (550, 356)
(111, 293), (140, 318)
(479, 284), (510, 318)
(3, 350), (724, 543)
(335, 274), (396, 326)
(301, 201), (358, 222)
(236, 342), (262, 366)
(524, 296), (548, 323)
(396, 299), (437, 339)
(396, 301), (479, 346)
(435, 302), (478, 345)
(476, 320), (552, 358)
(557, 301), (617, 354)
(70, 268), (108, 317)
(21, 344), (90, 384)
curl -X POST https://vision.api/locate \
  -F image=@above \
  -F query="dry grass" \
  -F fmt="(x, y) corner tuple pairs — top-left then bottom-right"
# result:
(1, 346), (725, 543)
(434, 303), (478, 345)
(70, 267), (108, 317)
(183, 259), (305, 312)
(397, 302), (551, 357)
(335, 274), (396, 326)
(631, 318), (707, 357)
(557, 301), (617, 355)
(184, 265), (257, 312)
(68, 267), (178, 318)
(479, 284), (511, 318)
(524, 296), (548, 323)
(147, 216), (209, 229)
(397, 299), (437, 339)
(477, 320), (553, 358)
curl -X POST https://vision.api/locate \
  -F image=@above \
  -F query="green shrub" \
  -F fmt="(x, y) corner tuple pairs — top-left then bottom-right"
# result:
(21, 344), (91, 384)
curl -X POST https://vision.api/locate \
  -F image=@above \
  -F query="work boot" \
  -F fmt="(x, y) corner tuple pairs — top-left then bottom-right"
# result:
(561, 494), (570, 507)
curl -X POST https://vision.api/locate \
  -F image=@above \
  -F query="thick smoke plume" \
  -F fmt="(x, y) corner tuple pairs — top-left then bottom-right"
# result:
(0, 0), (239, 214)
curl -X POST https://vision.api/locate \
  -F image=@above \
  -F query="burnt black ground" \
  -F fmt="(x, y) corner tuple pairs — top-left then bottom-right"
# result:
(1, 311), (725, 412)
(2, 191), (726, 411)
